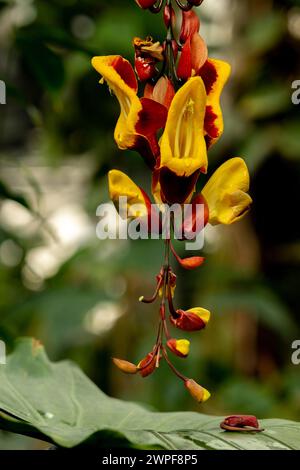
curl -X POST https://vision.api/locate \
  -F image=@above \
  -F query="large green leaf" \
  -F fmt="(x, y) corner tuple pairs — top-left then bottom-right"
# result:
(0, 338), (299, 450)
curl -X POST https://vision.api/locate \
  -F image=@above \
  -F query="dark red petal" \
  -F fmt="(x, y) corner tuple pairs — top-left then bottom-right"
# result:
(136, 98), (168, 137)
(177, 38), (192, 81)
(159, 167), (200, 205)
(198, 60), (218, 95)
(111, 56), (138, 92)
(204, 105), (219, 141)
(223, 416), (259, 429)
(132, 134), (157, 170)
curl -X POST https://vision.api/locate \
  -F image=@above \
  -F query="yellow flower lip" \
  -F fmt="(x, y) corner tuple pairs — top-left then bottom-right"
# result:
(175, 339), (190, 356)
(167, 338), (190, 357)
(187, 307), (211, 325)
(108, 170), (149, 219)
(92, 55), (142, 150)
(159, 76), (208, 178)
(201, 157), (252, 225)
(200, 58), (231, 148)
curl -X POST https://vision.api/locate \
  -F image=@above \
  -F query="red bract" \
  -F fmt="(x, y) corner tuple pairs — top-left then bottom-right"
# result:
(163, 4), (176, 29)
(180, 10), (200, 43)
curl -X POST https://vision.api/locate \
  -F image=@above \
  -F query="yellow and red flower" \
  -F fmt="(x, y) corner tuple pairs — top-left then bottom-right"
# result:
(93, 0), (253, 404)
(167, 338), (190, 357)
(92, 55), (167, 169)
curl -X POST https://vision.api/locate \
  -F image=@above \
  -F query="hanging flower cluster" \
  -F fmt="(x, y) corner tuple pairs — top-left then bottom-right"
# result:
(92, 0), (252, 403)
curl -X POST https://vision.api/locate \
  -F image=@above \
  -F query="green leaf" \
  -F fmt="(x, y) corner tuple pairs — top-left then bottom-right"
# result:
(0, 338), (300, 450)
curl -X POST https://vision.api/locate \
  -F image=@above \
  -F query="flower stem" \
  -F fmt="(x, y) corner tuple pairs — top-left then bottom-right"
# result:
(162, 346), (187, 381)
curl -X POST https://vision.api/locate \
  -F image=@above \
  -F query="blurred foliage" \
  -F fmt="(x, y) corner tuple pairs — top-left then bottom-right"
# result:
(1, 0), (300, 449)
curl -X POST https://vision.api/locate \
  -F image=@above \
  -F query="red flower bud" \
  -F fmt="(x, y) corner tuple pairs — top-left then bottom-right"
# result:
(170, 241), (205, 270)
(135, 0), (158, 9)
(220, 415), (263, 432)
(180, 10), (200, 44)
(112, 358), (138, 374)
(167, 338), (190, 358)
(133, 37), (163, 82)
(163, 4), (176, 29)
(170, 307), (210, 331)
(138, 352), (158, 377)
(179, 256), (205, 269)
(185, 379), (210, 403)
(177, 33), (207, 80)
(135, 56), (157, 82)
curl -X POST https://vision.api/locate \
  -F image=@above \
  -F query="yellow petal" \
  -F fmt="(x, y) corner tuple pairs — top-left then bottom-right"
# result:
(202, 157), (252, 225)
(176, 339), (190, 356)
(108, 170), (148, 219)
(92, 56), (142, 149)
(203, 59), (231, 147)
(188, 307), (211, 325)
(201, 387), (211, 403)
(159, 76), (207, 177)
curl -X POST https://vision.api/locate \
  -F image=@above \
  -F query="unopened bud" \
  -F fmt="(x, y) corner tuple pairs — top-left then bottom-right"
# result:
(180, 10), (200, 44)
(185, 379), (211, 403)
(178, 256), (205, 270)
(112, 358), (138, 374)
(170, 307), (210, 331)
(138, 352), (157, 377)
(163, 4), (176, 29)
(135, 57), (157, 82)
(167, 339), (190, 358)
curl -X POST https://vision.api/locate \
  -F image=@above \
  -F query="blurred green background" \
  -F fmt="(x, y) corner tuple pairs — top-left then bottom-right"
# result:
(1, 0), (300, 449)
